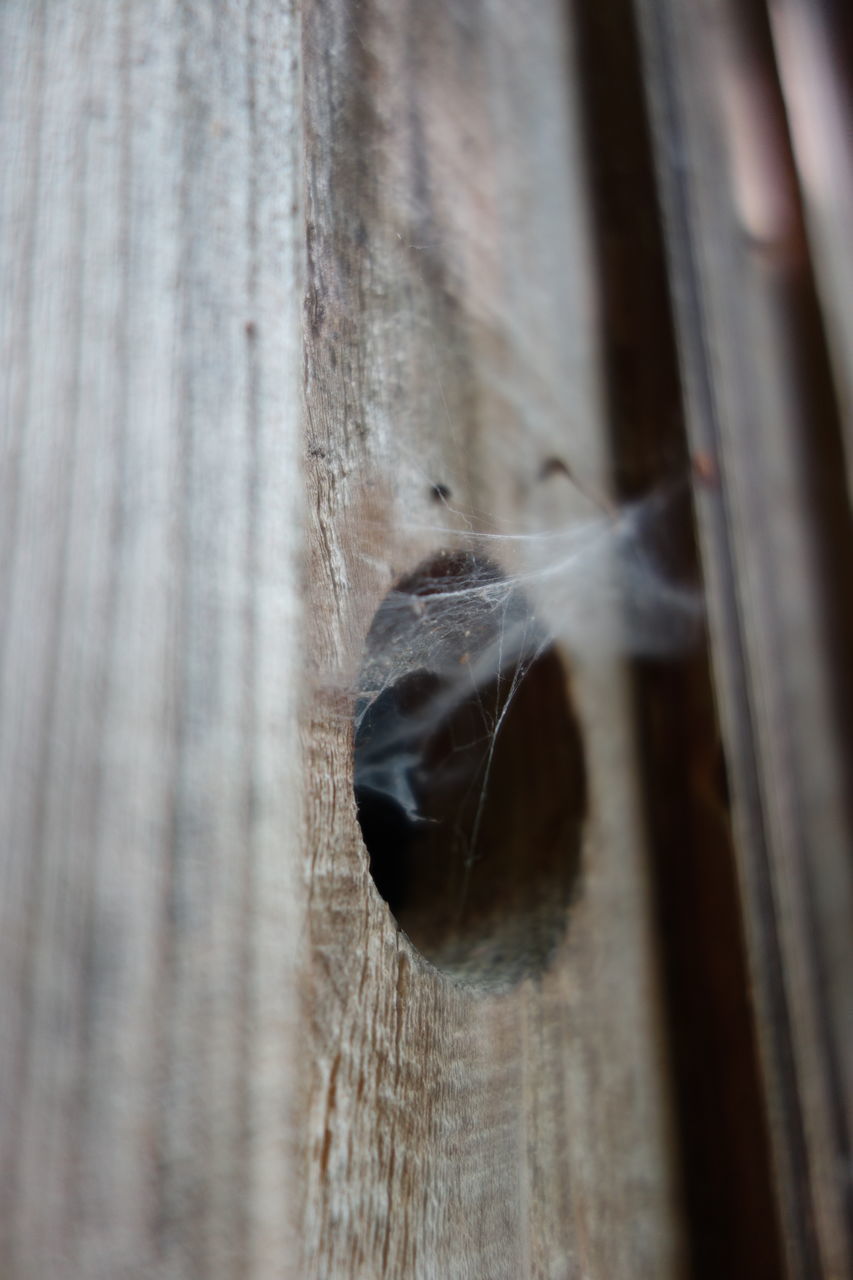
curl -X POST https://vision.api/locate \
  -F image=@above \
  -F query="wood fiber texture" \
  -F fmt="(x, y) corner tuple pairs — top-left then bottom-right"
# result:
(0, 1), (686, 1276)
(6, 0), (850, 1277)
(0, 1), (686, 1277)
(0, 2), (306, 1276)
(298, 0), (683, 1276)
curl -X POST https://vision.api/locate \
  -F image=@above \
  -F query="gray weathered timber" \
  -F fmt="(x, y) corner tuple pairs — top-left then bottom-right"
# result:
(4, 0), (802, 1276)
(635, 1), (853, 1275)
(16, 0), (840, 1274)
(1, 2), (305, 1277)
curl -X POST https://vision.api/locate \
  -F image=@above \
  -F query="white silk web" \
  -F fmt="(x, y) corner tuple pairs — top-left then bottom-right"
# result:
(351, 481), (702, 834)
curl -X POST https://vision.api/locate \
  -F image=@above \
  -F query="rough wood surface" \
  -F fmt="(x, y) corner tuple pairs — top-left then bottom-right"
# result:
(1, 2), (306, 1276)
(7, 0), (849, 1277)
(0, 1), (688, 1277)
(298, 0), (686, 1275)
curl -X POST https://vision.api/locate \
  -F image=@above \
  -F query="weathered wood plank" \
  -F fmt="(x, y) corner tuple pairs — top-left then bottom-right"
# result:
(298, 0), (684, 1276)
(572, 5), (785, 1273)
(634, 1), (853, 1275)
(0, 0), (687, 1273)
(1, 2), (305, 1276)
(12, 0), (847, 1275)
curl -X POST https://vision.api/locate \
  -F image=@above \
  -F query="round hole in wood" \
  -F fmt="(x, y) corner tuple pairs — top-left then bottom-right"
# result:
(354, 550), (587, 988)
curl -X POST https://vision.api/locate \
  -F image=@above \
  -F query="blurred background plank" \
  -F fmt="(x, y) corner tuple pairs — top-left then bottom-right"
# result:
(767, 0), (853, 498)
(0, 2), (306, 1276)
(636, 0), (853, 1274)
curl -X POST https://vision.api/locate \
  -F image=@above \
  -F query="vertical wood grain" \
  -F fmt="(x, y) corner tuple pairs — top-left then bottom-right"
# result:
(1, 2), (305, 1276)
(1, 0), (688, 1275)
(8, 0), (847, 1276)
(635, 0), (853, 1274)
(298, 0), (684, 1275)
(573, 4), (785, 1273)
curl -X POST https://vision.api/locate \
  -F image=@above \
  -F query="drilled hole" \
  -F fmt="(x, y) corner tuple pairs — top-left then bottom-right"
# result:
(354, 550), (587, 988)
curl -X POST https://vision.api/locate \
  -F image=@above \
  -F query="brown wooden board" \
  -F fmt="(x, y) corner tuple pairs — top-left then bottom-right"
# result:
(3, 0), (850, 1276)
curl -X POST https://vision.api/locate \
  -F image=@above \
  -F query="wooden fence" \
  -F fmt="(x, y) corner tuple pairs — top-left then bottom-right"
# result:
(1, 1), (850, 1275)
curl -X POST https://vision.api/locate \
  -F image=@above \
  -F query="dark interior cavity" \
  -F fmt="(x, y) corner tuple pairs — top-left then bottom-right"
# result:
(354, 550), (587, 987)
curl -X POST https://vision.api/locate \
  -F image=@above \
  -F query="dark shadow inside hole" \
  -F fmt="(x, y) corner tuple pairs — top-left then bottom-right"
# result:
(354, 550), (587, 987)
